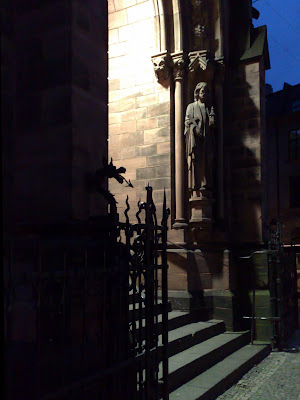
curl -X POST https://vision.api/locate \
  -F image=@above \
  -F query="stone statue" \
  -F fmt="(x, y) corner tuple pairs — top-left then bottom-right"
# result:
(184, 82), (215, 195)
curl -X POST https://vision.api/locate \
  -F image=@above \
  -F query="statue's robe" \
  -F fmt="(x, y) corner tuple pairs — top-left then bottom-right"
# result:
(184, 101), (215, 191)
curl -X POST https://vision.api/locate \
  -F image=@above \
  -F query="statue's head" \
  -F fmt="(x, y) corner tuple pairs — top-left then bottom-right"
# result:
(194, 82), (209, 102)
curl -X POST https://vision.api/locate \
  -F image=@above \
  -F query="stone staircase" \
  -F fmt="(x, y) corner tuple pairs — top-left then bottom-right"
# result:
(160, 310), (271, 400)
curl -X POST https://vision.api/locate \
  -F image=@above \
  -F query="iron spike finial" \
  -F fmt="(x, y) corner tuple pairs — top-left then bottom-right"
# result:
(136, 199), (143, 224)
(162, 188), (170, 226)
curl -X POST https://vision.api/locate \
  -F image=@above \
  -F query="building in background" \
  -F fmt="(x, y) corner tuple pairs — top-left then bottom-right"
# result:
(265, 82), (300, 303)
(265, 82), (300, 244)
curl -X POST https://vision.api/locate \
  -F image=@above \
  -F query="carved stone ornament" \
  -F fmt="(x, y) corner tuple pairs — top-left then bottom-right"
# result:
(189, 50), (209, 73)
(151, 52), (170, 83)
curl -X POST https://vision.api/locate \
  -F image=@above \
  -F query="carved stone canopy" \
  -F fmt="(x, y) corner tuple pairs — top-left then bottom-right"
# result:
(188, 50), (212, 73)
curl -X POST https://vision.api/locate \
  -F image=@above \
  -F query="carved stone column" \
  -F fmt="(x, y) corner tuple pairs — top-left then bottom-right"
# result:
(172, 52), (188, 229)
(215, 68), (225, 223)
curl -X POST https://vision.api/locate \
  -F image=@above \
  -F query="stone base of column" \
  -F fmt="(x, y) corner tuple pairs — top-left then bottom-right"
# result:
(169, 225), (189, 246)
(172, 219), (188, 230)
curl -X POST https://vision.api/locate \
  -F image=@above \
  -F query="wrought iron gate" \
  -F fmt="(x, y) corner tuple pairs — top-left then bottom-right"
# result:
(122, 185), (170, 400)
(268, 220), (298, 349)
(4, 185), (169, 400)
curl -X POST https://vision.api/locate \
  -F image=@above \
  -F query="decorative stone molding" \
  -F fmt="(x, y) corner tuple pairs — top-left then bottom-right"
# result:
(187, 50), (225, 84)
(188, 50), (211, 73)
(171, 52), (188, 81)
(188, 51), (225, 74)
(151, 51), (171, 83)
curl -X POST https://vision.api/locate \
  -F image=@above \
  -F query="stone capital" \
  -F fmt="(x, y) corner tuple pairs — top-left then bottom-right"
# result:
(151, 51), (171, 84)
(171, 52), (188, 81)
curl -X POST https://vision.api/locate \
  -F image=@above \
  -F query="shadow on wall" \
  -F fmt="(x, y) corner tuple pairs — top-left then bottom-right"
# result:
(224, 61), (267, 329)
(167, 60), (267, 330)
(224, 63), (265, 245)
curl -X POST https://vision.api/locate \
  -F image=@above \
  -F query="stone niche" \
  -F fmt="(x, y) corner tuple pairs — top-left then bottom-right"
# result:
(184, 50), (222, 241)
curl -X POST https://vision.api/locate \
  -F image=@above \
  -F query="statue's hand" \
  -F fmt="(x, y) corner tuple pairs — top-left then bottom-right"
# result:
(194, 126), (202, 137)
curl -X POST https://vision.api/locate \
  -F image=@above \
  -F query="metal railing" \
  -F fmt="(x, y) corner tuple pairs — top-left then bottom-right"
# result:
(4, 186), (170, 400)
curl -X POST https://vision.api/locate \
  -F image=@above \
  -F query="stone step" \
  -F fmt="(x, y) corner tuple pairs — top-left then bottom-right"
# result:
(167, 311), (194, 331)
(129, 301), (172, 321)
(169, 343), (271, 400)
(134, 310), (191, 334)
(162, 331), (251, 392)
(165, 320), (226, 357)
(133, 311), (192, 345)
(135, 318), (225, 371)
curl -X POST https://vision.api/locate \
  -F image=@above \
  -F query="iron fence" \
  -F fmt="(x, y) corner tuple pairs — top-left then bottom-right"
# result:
(4, 186), (169, 400)
(268, 220), (298, 349)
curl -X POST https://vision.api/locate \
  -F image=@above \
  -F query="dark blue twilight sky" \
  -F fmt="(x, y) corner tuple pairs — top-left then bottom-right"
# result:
(253, 0), (300, 92)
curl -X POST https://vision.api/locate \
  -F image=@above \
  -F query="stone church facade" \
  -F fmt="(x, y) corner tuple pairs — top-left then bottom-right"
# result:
(108, 0), (271, 335)
(2, 0), (272, 347)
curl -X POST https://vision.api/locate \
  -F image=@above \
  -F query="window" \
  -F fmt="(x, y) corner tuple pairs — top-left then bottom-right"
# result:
(289, 129), (300, 161)
(292, 99), (300, 112)
(289, 176), (300, 208)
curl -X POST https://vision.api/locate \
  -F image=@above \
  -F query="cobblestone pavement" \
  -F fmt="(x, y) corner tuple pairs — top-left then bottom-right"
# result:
(217, 331), (300, 400)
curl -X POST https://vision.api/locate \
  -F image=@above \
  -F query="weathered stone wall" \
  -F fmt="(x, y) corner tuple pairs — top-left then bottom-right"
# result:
(108, 0), (171, 221)
(266, 109), (300, 243)
(71, 0), (108, 217)
(10, 0), (108, 225)
(1, 1), (15, 233)
(226, 59), (265, 243)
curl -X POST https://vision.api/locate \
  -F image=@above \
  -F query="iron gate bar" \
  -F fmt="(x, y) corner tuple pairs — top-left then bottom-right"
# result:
(161, 190), (170, 400)
(122, 186), (169, 399)
(145, 184), (153, 399)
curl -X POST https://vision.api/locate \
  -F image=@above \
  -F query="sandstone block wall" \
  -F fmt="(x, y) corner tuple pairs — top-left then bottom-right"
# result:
(266, 109), (300, 244)
(9, 0), (108, 224)
(226, 59), (265, 243)
(1, 2), (15, 232)
(108, 0), (172, 221)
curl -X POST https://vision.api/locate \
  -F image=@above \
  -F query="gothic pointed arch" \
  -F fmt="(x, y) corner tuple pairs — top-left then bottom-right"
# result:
(152, 0), (167, 53)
